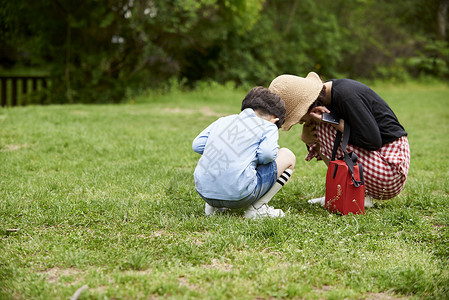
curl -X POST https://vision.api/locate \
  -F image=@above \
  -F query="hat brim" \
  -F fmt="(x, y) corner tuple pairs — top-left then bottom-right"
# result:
(270, 72), (323, 131)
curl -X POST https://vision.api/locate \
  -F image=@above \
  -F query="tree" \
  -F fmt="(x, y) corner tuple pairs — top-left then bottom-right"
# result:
(1, 0), (447, 104)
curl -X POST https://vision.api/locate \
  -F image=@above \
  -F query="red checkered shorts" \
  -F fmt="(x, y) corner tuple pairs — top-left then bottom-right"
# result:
(306, 123), (410, 200)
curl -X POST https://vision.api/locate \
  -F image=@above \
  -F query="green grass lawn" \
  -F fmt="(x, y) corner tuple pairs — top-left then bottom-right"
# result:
(1, 82), (448, 299)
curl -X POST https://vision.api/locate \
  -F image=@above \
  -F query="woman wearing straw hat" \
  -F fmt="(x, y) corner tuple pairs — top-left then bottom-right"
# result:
(268, 72), (410, 206)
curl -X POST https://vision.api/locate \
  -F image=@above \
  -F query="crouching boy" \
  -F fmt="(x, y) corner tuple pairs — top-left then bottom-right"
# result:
(192, 86), (296, 219)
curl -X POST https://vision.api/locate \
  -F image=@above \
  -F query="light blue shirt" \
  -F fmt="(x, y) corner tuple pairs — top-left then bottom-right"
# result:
(192, 108), (279, 200)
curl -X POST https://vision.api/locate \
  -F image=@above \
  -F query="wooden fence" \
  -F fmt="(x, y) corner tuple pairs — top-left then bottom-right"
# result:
(0, 76), (49, 107)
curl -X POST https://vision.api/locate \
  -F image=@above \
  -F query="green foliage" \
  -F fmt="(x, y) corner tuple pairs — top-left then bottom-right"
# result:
(1, 83), (449, 298)
(1, 0), (448, 103)
(404, 40), (449, 77)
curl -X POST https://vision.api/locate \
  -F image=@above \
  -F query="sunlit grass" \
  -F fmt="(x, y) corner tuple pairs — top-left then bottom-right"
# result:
(1, 82), (448, 299)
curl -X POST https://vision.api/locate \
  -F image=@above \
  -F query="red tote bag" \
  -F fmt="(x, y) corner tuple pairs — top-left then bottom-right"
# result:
(325, 124), (365, 215)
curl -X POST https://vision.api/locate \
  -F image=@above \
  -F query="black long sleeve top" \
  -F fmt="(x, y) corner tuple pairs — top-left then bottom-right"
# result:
(329, 79), (407, 151)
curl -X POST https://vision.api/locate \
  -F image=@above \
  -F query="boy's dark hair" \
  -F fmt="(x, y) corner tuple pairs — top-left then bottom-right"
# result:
(241, 86), (286, 128)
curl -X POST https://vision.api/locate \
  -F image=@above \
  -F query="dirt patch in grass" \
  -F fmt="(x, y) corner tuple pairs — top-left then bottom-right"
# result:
(148, 229), (174, 239)
(40, 267), (85, 285)
(177, 275), (198, 290)
(122, 269), (154, 276)
(365, 292), (408, 299)
(0, 144), (27, 152)
(202, 258), (233, 271)
(312, 286), (407, 299)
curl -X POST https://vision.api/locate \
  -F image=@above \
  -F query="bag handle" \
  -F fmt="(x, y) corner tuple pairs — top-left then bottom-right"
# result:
(331, 124), (349, 161)
(331, 123), (363, 187)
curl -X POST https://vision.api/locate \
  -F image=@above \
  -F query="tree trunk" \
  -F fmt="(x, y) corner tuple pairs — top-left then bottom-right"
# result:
(65, 16), (73, 103)
(437, 0), (449, 40)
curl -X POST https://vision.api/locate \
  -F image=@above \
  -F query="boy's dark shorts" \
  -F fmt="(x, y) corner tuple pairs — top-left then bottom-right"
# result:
(199, 161), (278, 209)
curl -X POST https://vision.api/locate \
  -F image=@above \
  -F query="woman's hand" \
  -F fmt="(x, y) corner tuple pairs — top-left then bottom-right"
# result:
(301, 123), (317, 145)
(308, 106), (345, 132)
(309, 106), (330, 122)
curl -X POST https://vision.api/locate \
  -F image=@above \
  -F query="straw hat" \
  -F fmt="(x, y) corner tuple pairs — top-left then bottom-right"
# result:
(268, 72), (323, 131)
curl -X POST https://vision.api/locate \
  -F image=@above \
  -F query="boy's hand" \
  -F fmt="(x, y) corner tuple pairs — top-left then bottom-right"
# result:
(268, 117), (279, 124)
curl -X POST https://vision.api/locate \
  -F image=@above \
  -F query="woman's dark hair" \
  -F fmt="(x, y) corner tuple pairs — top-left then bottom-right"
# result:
(307, 85), (327, 113)
(241, 86), (286, 128)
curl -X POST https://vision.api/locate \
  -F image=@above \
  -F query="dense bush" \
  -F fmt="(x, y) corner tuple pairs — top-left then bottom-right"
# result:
(0, 0), (448, 103)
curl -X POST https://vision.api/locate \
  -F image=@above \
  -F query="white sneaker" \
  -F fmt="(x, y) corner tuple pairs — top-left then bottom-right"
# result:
(244, 204), (285, 219)
(205, 203), (229, 216)
(365, 195), (374, 208)
(308, 196), (325, 206)
(307, 195), (374, 207)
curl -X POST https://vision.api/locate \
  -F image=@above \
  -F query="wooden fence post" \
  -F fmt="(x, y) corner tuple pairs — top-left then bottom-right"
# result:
(0, 76), (49, 107)
(1, 78), (6, 107)
(11, 78), (17, 106)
